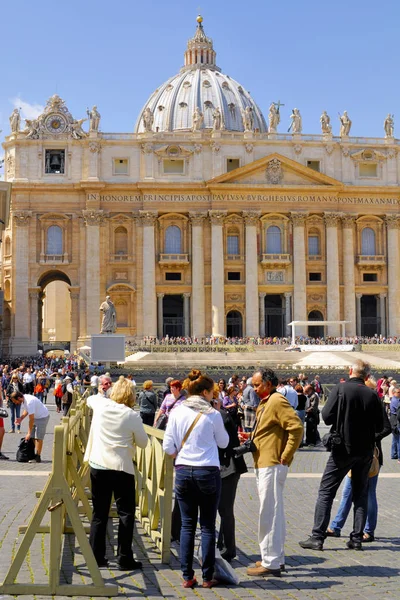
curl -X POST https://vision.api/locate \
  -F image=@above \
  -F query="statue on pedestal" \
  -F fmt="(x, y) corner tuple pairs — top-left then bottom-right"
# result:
(70, 118), (87, 139)
(289, 108), (302, 133)
(142, 107), (154, 132)
(384, 113), (394, 138)
(339, 111), (352, 136)
(100, 296), (117, 334)
(9, 108), (20, 133)
(268, 103), (280, 133)
(212, 107), (222, 131)
(192, 107), (204, 131)
(87, 105), (101, 132)
(320, 111), (332, 134)
(242, 106), (253, 132)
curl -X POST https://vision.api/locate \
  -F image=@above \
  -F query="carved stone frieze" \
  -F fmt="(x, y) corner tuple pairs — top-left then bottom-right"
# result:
(139, 210), (158, 225)
(6, 155), (15, 177)
(225, 214), (243, 225)
(245, 143), (254, 153)
(324, 144), (334, 155)
(209, 210), (227, 225)
(385, 214), (400, 230)
(324, 212), (342, 227)
(13, 211), (32, 227)
(243, 210), (260, 226)
(82, 209), (106, 226)
(350, 149), (387, 162)
(193, 144), (202, 154)
(189, 212), (208, 225)
(141, 142), (153, 154)
(293, 144), (302, 155)
(89, 142), (102, 154)
(210, 142), (221, 153)
(341, 147), (350, 157)
(265, 158), (283, 184)
(227, 294), (243, 302)
(290, 212), (308, 227)
(307, 215), (323, 226)
(154, 145), (193, 162)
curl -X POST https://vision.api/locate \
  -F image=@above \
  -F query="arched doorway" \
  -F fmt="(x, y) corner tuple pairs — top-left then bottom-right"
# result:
(361, 295), (379, 336)
(308, 310), (324, 338)
(37, 271), (72, 348)
(226, 310), (243, 337)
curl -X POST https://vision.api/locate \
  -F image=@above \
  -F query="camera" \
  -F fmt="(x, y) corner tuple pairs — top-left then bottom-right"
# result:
(233, 439), (256, 458)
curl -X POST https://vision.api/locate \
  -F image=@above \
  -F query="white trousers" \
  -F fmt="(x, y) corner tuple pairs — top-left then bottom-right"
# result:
(255, 464), (288, 570)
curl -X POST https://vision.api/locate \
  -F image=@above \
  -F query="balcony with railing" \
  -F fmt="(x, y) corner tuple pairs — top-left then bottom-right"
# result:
(39, 253), (69, 265)
(356, 255), (386, 267)
(225, 254), (244, 261)
(159, 253), (189, 265)
(261, 253), (291, 267)
(308, 254), (322, 261)
(110, 253), (132, 262)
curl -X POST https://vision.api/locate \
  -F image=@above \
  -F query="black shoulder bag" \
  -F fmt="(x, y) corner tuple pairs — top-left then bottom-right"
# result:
(322, 383), (345, 452)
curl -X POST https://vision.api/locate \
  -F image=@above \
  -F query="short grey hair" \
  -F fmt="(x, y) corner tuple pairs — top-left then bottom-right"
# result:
(350, 359), (371, 380)
(165, 377), (174, 385)
(99, 374), (112, 384)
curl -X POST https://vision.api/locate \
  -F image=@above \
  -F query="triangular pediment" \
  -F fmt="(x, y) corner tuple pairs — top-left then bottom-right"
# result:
(207, 153), (343, 188)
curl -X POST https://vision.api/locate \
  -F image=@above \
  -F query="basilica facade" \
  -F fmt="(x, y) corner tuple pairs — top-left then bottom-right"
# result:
(2, 17), (400, 355)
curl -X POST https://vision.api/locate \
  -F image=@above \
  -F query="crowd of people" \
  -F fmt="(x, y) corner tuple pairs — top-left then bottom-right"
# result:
(127, 334), (400, 348)
(1, 357), (399, 588)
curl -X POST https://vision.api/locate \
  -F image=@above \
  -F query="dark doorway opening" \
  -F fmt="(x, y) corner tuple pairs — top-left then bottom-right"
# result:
(265, 295), (284, 337)
(226, 310), (243, 337)
(308, 310), (324, 338)
(361, 295), (380, 336)
(163, 295), (184, 337)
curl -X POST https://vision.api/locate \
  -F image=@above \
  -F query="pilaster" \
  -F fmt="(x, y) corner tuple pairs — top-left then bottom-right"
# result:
(291, 213), (307, 333)
(324, 212), (341, 336)
(209, 210), (226, 336)
(342, 215), (357, 336)
(140, 211), (158, 337)
(189, 212), (207, 338)
(385, 215), (400, 335)
(243, 211), (260, 337)
(82, 210), (105, 339)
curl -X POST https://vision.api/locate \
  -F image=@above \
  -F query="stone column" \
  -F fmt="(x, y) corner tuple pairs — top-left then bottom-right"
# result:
(243, 211), (260, 337)
(82, 210), (104, 338)
(380, 293), (387, 337)
(325, 213), (342, 336)
(88, 142), (101, 180)
(12, 211), (36, 354)
(28, 287), (41, 347)
(69, 288), (80, 353)
(342, 215), (357, 336)
(189, 213), (207, 338)
(183, 293), (190, 337)
(209, 211), (226, 337)
(140, 211), (158, 338)
(157, 293), (164, 339)
(356, 294), (362, 335)
(284, 292), (292, 333)
(291, 213), (308, 334)
(386, 215), (400, 335)
(259, 293), (266, 338)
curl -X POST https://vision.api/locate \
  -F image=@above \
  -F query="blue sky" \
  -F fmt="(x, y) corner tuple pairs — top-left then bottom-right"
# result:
(0, 0), (399, 157)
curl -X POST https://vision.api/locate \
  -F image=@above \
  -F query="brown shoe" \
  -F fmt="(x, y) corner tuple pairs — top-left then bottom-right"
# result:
(247, 565), (281, 577)
(255, 561), (285, 571)
(202, 579), (218, 588)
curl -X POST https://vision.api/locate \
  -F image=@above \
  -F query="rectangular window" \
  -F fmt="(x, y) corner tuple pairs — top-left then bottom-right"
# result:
(227, 271), (241, 281)
(165, 272), (182, 281)
(307, 160), (320, 172)
(45, 149), (65, 174)
(309, 272), (322, 281)
(363, 273), (378, 282)
(163, 159), (184, 174)
(227, 235), (239, 255)
(227, 158), (240, 172)
(308, 235), (320, 256)
(113, 158), (129, 175)
(359, 163), (378, 177)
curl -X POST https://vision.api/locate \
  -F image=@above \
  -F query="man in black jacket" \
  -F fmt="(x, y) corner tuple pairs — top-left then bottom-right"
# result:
(299, 359), (384, 551)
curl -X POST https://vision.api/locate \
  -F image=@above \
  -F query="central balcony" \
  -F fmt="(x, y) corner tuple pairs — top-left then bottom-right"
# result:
(356, 255), (386, 268)
(159, 253), (189, 265)
(261, 253), (291, 268)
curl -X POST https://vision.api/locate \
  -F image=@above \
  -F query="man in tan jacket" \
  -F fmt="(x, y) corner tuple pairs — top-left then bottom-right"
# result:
(243, 367), (303, 577)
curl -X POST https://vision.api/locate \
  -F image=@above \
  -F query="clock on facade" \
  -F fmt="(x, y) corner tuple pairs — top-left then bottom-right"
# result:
(44, 114), (68, 134)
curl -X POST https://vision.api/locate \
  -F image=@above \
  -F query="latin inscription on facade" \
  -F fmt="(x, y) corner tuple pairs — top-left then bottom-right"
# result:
(266, 271), (284, 283)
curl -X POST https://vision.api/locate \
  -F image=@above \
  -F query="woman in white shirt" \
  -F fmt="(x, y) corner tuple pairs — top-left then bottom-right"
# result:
(84, 376), (148, 570)
(163, 369), (229, 589)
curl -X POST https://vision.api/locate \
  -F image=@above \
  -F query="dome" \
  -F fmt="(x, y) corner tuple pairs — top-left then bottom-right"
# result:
(134, 18), (267, 134)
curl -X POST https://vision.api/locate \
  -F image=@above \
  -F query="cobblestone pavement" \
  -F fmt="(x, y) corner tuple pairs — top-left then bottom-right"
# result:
(0, 397), (399, 599)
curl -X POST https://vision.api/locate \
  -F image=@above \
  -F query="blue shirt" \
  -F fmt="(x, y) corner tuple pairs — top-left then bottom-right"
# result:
(390, 396), (400, 415)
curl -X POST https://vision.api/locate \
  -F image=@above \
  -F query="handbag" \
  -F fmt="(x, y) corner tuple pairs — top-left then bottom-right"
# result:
(0, 406), (8, 418)
(154, 412), (168, 430)
(349, 445), (379, 479)
(322, 384), (345, 452)
(16, 437), (36, 463)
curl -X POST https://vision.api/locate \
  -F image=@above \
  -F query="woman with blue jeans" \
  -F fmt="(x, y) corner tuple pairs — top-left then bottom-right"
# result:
(163, 370), (229, 589)
(327, 402), (391, 541)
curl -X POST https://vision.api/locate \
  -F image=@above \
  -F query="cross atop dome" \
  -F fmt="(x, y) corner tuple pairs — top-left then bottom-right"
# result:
(182, 15), (220, 72)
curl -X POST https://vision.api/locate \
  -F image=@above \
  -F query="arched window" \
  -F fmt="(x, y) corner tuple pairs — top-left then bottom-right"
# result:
(47, 225), (63, 255)
(4, 237), (11, 256)
(361, 227), (376, 255)
(114, 226), (128, 255)
(308, 233), (320, 256)
(165, 225), (182, 253)
(266, 226), (282, 253)
(227, 233), (239, 255)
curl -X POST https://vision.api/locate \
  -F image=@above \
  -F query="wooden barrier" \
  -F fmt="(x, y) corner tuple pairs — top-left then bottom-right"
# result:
(0, 425), (118, 597)
(134, 425), (174, 564)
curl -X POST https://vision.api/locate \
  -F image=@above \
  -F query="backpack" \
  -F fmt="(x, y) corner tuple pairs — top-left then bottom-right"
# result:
(16, 438), (36, 462)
